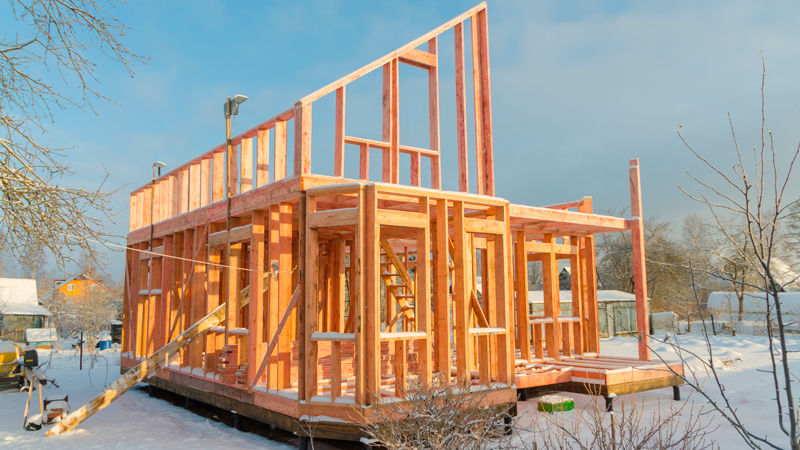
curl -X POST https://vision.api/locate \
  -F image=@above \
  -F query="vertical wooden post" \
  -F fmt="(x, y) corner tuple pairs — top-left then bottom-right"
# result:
(428, 37), (441, 190)
(182, 230), (194, 365)
(189, 163), (200, 210)
(381, 63), (395, 183)
(191, 227), (207, 369)
(170, 234), (183, 344)
(293, 103), (312, 176)
(152, 182), (162, 224)
(514, 232), (531, 361)
(494, 206), (512, 383)
(137, 255), (148, 358)
(434, 200), (451, 382)
(454, 23), (469, 193)
(470, 14), (485, 195)
(266, 205), (279, 388)
(206, 247), (221, 376)
(201, 157), (211, 207)
(476, 9), (495, 196)
(629, 159), (650, 360)
(278, 203), (293, 389)
(416, 197), (432, 386)
(301, 193), (319, 401)
(157, 244), (170, 350)
(129, 194), (137, 232)
(542, 233), (560, 359)
(353, 187), (366, 404)
(569, 236), (584, 356)
(452, 201), (471, 385)
(249, 210), (266, 386)
(359, 143), (369, 181)
(179, 167), (189, 214)
(169, 174), (178, 217)
(122, 247), (133, 354)
(213, 151), (225, 203)
(228, 142), (238, 198)
(365, 185), (380, 403)
(147, 256), (159, 357)
(274, 121), (288, 181)
(142, 186), (152, 227)
(241, 137), (253, 193)
(225, 243), (241, 345)
(257, 129), (270, 187)
(335, 87), (346, 177)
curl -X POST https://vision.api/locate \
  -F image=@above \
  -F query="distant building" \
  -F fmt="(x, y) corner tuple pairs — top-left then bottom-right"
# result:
(51, 273), (105, 298)
(0, 278), (51, 343)
(528, 289), (646, 338)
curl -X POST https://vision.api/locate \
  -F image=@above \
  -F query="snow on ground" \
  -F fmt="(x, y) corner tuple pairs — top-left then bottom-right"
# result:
(517, 332), (800, 448)
(2, 333), (797, 449)
(0, 349), (293, 450)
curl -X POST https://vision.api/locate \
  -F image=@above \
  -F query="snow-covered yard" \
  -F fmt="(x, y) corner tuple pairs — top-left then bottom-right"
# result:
(1, 333), (797, 449)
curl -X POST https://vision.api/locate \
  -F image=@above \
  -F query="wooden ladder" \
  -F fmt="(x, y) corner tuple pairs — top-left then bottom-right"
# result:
(379, 239), (416, 330)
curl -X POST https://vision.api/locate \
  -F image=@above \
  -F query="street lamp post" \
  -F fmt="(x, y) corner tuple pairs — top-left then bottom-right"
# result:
(223, 95), (248, 343)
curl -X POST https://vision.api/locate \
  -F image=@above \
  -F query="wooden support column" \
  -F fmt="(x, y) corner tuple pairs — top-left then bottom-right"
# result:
(191, 227), (207, 369)
(225, 243), (241, 344)
(334, 87), (346, 177)
(201, 157), (211, 207)
(416, 197), (432, 386)
(629, 159), (650, 360)
(206, 247), (221, 376)
(149, 257), (162, 357)
(330, 237), (346, 400)
(278, 203), (293, 389)
(541, 233), (560, 359)
(241, 137), (253, 193)
(129, 194), (137, 232)
(266, 205), (279, 388)
(228, 143), (238, 198)
(514, 232), (531, 361)
(300, 193), (319, 401)
(569, 236), (584, 355)
(428, 37), (441, 190)
(181, 230), (194, 365)
(476, 9), (495, 196)
(353, 187), (366, 404)
(249, 210), (266, 386)
(382, 61), (399, 183)
(294, 103), (312, 176)
(142, 186), (152, 227)
(122, 247), (133, 354)
(452, 201), (471, 385)
(454, 23), (469, 193)
(365, 185), (380, 402)
(169, 174), (178, 217)
(180, 167), (189, 214)
(433, 200), (451, 382)
(213, 151), (224, 203)
(152, 182), (162, 224)
(170, 234), (183, 344)
(494, 206), (513, 383)
(470, 14), (485, 195)
(189, 162), (200, 210)
(137, 254), (148, 358)
(274, 120), (288, 181)
(257, 129), (270, 187)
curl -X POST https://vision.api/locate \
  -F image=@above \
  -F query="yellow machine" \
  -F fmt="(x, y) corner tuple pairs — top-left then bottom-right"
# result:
(0, 340), (22, 376)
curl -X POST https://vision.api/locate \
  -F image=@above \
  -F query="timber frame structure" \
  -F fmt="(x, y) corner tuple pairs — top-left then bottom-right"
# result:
(122, 3), (683, 441)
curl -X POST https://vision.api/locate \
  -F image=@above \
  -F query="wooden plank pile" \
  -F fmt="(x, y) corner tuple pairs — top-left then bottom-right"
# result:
(218, 344), (239, 384)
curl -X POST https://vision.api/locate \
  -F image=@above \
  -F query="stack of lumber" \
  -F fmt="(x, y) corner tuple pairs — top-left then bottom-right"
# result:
(236, 363), (249, 386)
(218, 345), (239, 384)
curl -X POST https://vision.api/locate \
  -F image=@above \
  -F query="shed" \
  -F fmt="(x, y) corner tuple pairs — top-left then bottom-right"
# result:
(25, 327), (58, 349)
(0, 278), (51, 343)
(527, 289), (643, 337)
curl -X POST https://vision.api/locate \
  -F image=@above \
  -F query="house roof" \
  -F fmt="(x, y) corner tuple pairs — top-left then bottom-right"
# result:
(0, 278), (51, 316)
(528, 289), (641, 304)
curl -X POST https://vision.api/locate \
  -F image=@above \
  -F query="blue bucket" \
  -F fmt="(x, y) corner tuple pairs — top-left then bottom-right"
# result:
(99, 340), (111, 351)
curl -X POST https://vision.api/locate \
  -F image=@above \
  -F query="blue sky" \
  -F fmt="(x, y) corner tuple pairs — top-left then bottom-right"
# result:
(4, 0), (800, 279)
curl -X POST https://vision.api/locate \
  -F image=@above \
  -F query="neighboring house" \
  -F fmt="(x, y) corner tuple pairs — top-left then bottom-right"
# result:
(0, 278), (51, 343)
(51, 273), (104, 298)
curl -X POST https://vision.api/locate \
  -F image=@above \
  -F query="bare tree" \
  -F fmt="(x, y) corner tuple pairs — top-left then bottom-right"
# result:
(666, 55), (800, 450)
(1, 0), (146, 270)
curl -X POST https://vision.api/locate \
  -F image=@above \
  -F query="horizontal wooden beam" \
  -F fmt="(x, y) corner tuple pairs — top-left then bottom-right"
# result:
(376, 209), (428, 228)
(208, 224), (253, 247)
(525, 241), (576, 255)
(399, 48), (438, 69)
(307, 208), (359, 229)
(464, 217), (505, 235)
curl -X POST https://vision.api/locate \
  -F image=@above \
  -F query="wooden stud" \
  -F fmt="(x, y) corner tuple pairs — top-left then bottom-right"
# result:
(569, 236), (583, 356)
(189, 163), (201, 211)
(452, 201), (471, 386)
(257, 129), (270, 187)
(181, 229), (194, 366)
(359, 143), (369, 181)
(213, 151), (224, 203)
(381, 63), (394, 183)
(454, 23), (469, 193)
(278, 203), (294, 389)
(476, 9), (495, 196)
(434, 200), (451, 382)
(206, 246), (221, 376)
(201, 157), (211, 207)
(365, 185), (380, 403)
(249, 210), (266, 386)
(228, 142), (238, 198)
(514, 232), (531, 361)
(470, 14), (485, 195)
(629, 159), (650, 361)
(274, 120), (288, 181)
(335, 87), (346, 177)
(541, 233), (560, 359)
(241, 137), (253, 193)
(294, 103), (312, 176)
(191, 226), (207, 369)
(179, 168), (189, 214)
(428, 37), (442, 190)
(416, 197), (432, 385)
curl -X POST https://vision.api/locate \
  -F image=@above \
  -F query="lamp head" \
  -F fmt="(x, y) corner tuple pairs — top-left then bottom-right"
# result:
(154, 161), (167, 169)
(224, 95), (249, 116)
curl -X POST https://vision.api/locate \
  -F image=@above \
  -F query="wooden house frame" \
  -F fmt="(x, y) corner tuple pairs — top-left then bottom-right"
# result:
(122, 3), (683, 440)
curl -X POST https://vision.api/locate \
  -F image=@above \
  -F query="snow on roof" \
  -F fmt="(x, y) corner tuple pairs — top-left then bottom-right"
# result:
(0, 278), (50, 316)
(25, 328), (57, 342)
(528, 289), (639, 304)
(707, 291), (800, 316)
(770, 258), (800, 292)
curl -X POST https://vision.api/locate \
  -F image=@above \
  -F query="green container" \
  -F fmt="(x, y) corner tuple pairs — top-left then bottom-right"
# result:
(537, 395), (575, 413)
